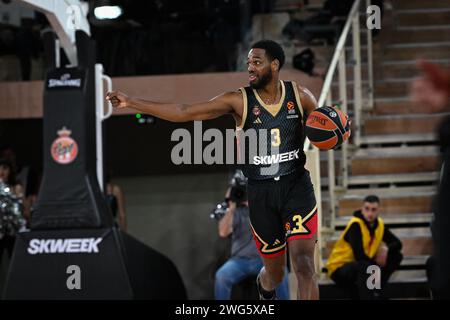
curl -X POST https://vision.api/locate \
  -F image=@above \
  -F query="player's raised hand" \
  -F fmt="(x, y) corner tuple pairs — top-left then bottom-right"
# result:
(411, 60), (450, 112)
(106, 91), (129, 109)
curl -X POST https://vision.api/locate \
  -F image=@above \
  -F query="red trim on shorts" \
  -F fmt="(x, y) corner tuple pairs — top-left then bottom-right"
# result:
(251, 226), (286, 258)
(259, 249), (286, 259)
(287, 234), (314, 241)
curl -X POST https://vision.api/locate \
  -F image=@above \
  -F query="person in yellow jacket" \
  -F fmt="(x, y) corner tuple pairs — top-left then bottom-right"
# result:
(326, 195), (403, 299)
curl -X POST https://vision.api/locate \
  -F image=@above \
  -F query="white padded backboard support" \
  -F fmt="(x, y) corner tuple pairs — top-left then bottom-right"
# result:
(17, 0), (90, 66)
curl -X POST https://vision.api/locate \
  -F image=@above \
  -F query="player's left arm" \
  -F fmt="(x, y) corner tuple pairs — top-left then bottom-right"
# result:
(297, 84), (318, 119)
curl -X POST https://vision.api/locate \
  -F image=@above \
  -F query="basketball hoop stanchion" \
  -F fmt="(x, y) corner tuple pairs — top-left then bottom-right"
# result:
(95, 63), (113, 192)
(4, 2), (186, 299)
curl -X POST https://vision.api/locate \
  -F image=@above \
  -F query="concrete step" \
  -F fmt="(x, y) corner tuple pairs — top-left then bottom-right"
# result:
(327, 185), (437, 215)
(377, 59), (450, 79)
(322, 255), (429, 270)
(337, 59), (450, 81)
(334, 213), (433, 229)
(342, 97), (441, 116)
(353, 145), (440, 158)
(320, 268), (428, 282)
(334, 185), (437, 199)
(393, 0), (450, 10)
(389, 25), (450, 43)
(338, 186), (436, 216)
(321, 176), (439, 216)
(396, 8), (450, 27)
(346, 171), (440, 185)
(333, 77), (432, 100)
(398, 255), (430, 269)
(315, 42), (450, 65)
(373, 97), (448, 115)
(373, 79), (411, 97)
(331, 79), (408, 101)
(346, 145), (440, 179)
(319, 275), (431, 299)
(360, 133), (438, 145)
(324, 228), (433, 258)
(350, 153), (440, 175)
(320, 171), (439, 188)
(363, 113), (448, 135)
(378, 42), (450, 61)
(394, 228), (433, 256)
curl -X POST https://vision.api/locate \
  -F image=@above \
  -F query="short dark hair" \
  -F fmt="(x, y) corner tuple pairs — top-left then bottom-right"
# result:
(363, 195), (380, 204)
(251, 40), (285, 70)
(0, 158), (16, 185)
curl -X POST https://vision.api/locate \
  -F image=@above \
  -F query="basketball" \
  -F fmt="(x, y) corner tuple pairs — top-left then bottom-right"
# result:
(305, 106), (351, 150)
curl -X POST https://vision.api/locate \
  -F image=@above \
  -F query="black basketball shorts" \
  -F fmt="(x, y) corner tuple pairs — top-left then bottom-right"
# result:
(247, 169), (318, 258)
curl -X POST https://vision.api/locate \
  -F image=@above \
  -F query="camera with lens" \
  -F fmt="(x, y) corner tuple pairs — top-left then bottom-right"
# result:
(210, 201), (228, 221)
(210, 170), (248, 220)
(229, 169), (247, 204)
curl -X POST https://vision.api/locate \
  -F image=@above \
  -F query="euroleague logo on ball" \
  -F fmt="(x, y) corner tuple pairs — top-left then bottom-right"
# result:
(51, 126), (78, 164)
(308, 115), (327, 126)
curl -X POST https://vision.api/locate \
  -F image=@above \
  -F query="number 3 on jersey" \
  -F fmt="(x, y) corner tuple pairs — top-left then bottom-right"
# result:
(271, 128), (281, 147)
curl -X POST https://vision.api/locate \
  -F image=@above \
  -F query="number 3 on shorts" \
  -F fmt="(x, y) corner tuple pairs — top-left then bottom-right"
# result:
(292, 215), (307, 233)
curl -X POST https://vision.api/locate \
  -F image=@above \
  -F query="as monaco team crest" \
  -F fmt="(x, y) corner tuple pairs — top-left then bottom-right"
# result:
(51, 126), (78, 164)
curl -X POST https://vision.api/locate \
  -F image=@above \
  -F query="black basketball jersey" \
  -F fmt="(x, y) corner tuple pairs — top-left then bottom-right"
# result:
(237, 80), (307, 180)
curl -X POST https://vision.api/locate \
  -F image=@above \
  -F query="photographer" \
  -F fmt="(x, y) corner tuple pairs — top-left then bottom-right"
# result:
(213, 170), (289, 300)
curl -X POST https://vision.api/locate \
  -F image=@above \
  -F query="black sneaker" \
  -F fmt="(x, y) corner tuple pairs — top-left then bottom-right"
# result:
(256, 273), (277, 300)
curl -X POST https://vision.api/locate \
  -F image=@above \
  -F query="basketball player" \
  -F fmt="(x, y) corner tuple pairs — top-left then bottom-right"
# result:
(107, 40), (319, 300)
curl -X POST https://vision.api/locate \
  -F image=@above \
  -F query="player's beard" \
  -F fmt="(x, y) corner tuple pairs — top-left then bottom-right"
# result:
(250, 69), (272, 89)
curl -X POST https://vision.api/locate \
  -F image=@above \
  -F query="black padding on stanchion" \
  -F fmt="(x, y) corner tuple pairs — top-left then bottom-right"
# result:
(121, 232), (187, 300)
(3, 228), (187, 300)
(42, 31), (57, 69)
(31, 31), (112, 229)
(3, 228), (133, 299)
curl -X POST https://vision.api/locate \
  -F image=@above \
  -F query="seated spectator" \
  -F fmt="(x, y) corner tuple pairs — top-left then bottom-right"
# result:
(0, 158), (23, 197)
(326, 195), (402, 299)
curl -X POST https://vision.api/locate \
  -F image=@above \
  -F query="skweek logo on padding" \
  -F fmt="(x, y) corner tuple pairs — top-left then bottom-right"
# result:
(27, 238), (103, 254)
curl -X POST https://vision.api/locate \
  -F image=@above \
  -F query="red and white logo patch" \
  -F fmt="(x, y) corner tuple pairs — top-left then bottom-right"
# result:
(51, 126), (78, 164)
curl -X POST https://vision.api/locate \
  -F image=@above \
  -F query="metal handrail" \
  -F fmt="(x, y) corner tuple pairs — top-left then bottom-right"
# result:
(302, 0), (374, 261)
(303, 0), (362, 152)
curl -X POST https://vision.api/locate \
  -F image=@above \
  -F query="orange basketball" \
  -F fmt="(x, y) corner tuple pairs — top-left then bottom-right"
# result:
(305, 106), (351, 150)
